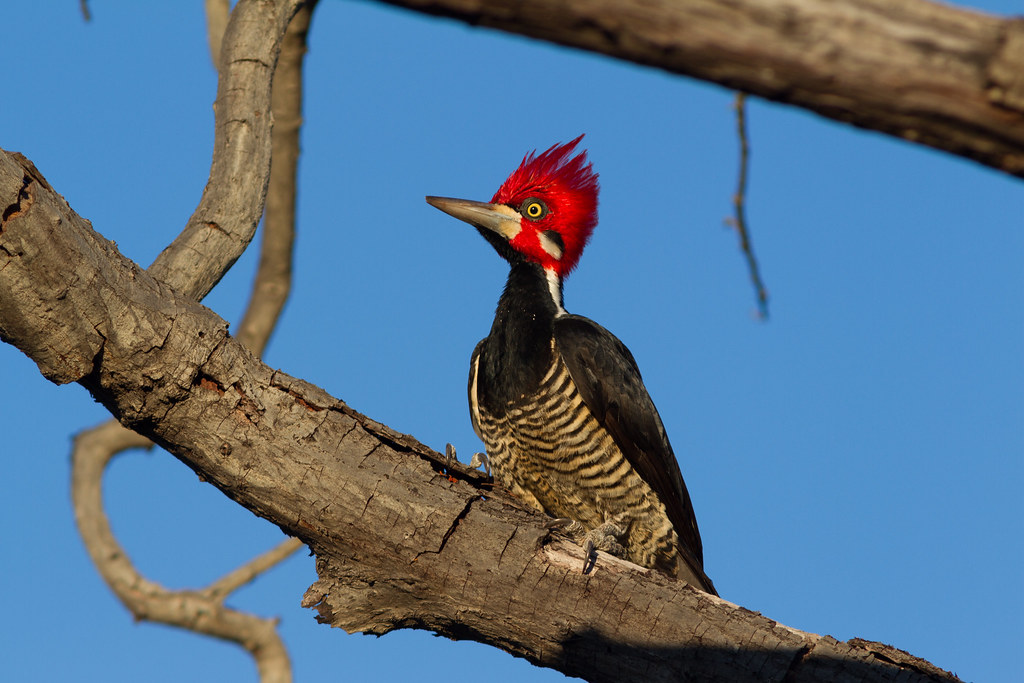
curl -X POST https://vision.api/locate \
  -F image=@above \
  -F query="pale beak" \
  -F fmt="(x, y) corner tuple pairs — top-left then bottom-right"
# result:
(426, 196), (522, 241)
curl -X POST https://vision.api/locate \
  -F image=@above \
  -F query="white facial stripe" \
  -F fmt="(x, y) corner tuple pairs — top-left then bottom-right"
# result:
(538, 231), (564, 260)
(545, 268), (566, 316)
(489, 203), (523, 241)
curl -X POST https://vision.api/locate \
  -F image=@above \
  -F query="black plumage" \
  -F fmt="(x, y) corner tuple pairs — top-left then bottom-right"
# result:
(468, 262), (715, 593)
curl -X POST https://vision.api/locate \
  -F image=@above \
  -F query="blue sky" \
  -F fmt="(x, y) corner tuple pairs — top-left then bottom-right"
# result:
(2, 2), (1021, 681)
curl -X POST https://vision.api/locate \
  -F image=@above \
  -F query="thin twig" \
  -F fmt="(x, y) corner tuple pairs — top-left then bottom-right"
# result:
(205, 538), (306, 601)
(725, 92), (770, 320)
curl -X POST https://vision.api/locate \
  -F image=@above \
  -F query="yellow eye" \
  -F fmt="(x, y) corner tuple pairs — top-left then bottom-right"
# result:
(521, 198), (548, 221)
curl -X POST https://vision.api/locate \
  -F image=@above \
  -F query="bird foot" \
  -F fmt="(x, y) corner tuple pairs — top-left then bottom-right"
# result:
(445, 443), (493, 480)
(580, 516), (628, 574)
(544, 516), (627, 573)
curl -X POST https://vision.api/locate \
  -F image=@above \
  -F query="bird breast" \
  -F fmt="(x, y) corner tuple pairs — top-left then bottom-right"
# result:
(475, 354), (680, 573)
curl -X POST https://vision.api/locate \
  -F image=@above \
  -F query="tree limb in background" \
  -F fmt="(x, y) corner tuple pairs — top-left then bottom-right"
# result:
(724, 93), (770, 320)
(236, 1), (317, 355)
(71, 421), (301, 683)
(64, 2), (317, 680)
(377, 0), (1024, 180)
(0, 149), (961, 683)
(205, 0), (231, 70)
(147, 0), (304, 300)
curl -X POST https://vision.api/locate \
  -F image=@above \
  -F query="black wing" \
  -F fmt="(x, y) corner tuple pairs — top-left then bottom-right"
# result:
(554, 314), (710, 581)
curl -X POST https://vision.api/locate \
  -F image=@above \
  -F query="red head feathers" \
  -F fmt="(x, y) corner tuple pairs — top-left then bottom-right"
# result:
(491, 135), (599, 277)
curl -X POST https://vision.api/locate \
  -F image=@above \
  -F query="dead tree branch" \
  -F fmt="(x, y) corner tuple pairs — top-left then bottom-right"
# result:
(236, 1), (317, 355)
(376, 0), (1024, 179)
(0, 148), (960, 683)
(147, 0), (304, 300)
(4, 1), (996, 679)
(70, 420), (299, 683)
(64, 3), (316, 681)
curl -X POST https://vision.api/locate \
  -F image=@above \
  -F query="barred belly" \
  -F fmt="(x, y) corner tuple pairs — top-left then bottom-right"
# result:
(477, 357), (680, 574)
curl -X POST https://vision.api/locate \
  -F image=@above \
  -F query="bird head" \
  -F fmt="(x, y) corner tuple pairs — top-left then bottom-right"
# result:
(426, 135), (599, 278)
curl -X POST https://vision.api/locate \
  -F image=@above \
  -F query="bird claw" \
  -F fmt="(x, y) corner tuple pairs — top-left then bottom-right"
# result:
(585, 521), (627, 556)
(543, 517), (623, 574)
(542, 518), (595, 571)
(469, 451), (492, 479)
(579, 516), (627, 573)
(446, 444), (493, 481)
(582, 538), (596, 574)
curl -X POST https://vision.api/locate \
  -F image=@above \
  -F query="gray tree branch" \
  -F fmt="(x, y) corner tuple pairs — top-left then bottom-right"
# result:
(64, 3), (317, 680)
(147, 0), (304, 300)
(0, 148), (960, 682)
(376, 0), (1024, 179)
(236, 0), (317, 355)
(70, 420), (299, 683)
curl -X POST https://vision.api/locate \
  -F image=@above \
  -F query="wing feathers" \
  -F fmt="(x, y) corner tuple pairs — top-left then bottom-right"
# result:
(553, 315), (705, 565)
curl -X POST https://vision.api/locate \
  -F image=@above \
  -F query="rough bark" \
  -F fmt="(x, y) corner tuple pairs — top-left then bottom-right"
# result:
(0, 149), (960, 682)
(377, 0), (1024, 179)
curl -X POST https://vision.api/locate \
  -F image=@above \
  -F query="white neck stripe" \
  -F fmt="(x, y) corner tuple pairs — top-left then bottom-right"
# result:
(545, 268), (566, 316)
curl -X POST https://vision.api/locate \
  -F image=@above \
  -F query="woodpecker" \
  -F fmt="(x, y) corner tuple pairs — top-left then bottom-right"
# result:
(426, 136), (715, 594)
